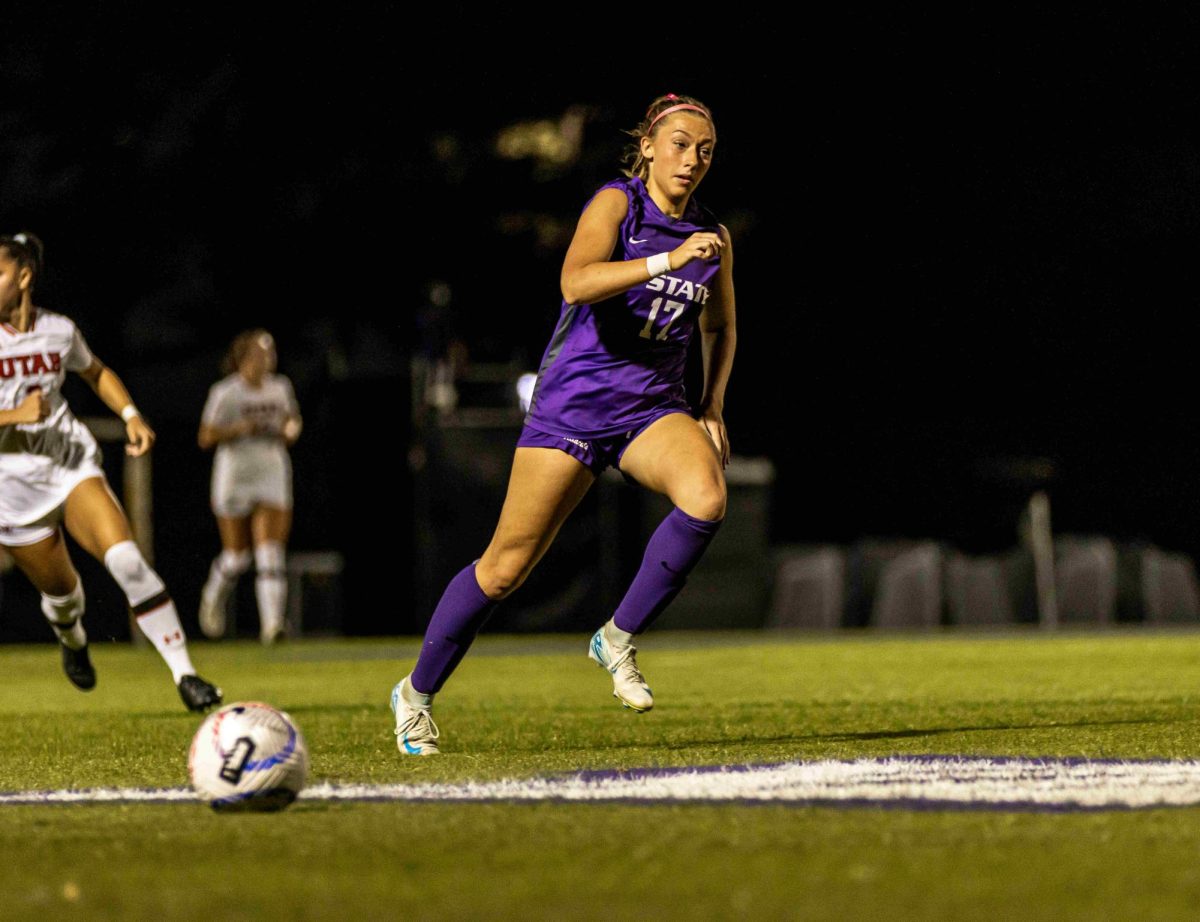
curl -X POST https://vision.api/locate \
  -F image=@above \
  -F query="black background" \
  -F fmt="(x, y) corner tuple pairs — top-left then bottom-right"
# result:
(4, 10), (1200, 634)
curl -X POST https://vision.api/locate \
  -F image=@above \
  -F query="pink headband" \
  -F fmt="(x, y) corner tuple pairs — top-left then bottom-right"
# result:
(648, 103), (715, 137)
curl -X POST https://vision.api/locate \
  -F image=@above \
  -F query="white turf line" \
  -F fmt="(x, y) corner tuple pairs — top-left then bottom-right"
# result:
(7, 758), (1200, 809)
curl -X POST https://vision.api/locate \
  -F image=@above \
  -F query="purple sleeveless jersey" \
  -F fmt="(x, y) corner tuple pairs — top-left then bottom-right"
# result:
(524, 176), (723, 439)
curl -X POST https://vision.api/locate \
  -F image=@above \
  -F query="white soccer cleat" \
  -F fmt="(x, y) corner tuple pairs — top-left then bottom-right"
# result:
(588, 628), (654, 712)
(198, 592), (226, 640)
(390, 678), (441, 756)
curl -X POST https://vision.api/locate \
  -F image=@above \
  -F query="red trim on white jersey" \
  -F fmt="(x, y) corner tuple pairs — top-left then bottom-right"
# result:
(0, 314), (36, 335)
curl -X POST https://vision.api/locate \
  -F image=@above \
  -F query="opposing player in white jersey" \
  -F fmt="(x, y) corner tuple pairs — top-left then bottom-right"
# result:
(0, 232), (221, 711)
(197, 329), (301, 644)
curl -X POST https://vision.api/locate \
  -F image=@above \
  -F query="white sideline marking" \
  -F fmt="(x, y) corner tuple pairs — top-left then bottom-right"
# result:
(5, 758), (1200, 809)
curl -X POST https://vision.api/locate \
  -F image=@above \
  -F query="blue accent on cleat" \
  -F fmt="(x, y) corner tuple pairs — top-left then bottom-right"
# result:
(588, 626), (654, 712)
(391, 678), (441, 755)
(590, 629), (607, 668)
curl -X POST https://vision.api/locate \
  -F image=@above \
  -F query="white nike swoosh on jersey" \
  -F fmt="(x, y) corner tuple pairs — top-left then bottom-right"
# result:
(629, 237), (648, 244)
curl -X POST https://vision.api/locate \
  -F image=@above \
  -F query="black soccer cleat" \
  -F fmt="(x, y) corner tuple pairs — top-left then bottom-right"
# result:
(60, 643), (97, 691)
(178, 674), (223, 712)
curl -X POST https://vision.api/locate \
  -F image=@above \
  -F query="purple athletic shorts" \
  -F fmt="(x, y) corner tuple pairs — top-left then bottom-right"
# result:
(516, 408), (692, 476)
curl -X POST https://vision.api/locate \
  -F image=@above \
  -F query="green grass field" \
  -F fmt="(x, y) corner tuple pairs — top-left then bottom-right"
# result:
(3, 629), (1200, 921)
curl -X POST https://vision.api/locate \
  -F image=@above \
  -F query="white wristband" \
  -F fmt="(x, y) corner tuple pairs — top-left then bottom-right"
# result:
(121, 405), (140, 422)
(646, 252), (672, 278)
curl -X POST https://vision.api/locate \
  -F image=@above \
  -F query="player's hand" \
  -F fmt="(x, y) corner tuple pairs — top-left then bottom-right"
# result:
(232, 418), (258, 438)
(699, 408), (730, 469)
(282, 417), (302, 444)
(254, 419), (289, 440)
(14, 388), (49, 424)
(670, 232), (725, 269)
(126, 415), (156, 456)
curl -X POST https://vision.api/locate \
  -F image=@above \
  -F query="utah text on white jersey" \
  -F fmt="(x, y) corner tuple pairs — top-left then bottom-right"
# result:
(0, 309), (104, 528)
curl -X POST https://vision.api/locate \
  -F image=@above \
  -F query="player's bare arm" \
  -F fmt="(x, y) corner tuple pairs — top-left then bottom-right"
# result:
(560, 188), (631, 304)
(281, 415), (302, 445)
(197, 418), (256, 450)
(0, 389), (50, 427)
(561, 189), (725, 305)
(77, 357), (155, 456)
(698, 224), (736, 467)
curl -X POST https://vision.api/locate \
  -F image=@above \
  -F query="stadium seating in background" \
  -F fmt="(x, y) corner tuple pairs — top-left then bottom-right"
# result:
(1140, 546), (1200, 623)
(842, 539), (945, 628)
(944, 552), (1015, 625)
(869, 541), (943, 628)
(407, 397), (1200, 634)
(840, 539), (945, 628)
(767, 546), (845, 629)
(1055, 535), (1117, 623)
(768, 537), (1198, 629)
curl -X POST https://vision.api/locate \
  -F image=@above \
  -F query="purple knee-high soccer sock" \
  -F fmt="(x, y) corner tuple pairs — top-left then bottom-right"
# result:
(411, 563), (498, 694)
(612, 507), (723, 635)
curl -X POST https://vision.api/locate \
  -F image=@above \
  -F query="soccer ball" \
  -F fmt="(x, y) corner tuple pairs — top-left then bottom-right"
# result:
(188, 702), (309, 812)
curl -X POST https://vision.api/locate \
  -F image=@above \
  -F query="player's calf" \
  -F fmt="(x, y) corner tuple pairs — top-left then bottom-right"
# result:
(255, 542), (287, 644)
(106, 540), (223, 711)
(199, 548), (250, 639)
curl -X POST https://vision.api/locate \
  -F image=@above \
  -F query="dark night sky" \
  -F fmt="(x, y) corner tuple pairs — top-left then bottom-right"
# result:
(5, 10), (1200, 630)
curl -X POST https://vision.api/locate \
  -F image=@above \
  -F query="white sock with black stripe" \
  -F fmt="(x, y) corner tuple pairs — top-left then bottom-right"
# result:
(104, 540), (196, 683)
(254, 541), (287, 641)
(41, 578), (87, 650)
(203, 548), (251, 610)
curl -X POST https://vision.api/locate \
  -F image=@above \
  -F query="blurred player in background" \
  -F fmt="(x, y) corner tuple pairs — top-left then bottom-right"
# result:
(198, 330), (301, 644)
(391, 93), (735, 754)
(0, 232), (222, 711)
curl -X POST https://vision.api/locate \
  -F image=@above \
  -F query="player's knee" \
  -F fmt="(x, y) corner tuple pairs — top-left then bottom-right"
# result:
(104, 541), (143, 581)
(677, 480), (727, 522)
(476, 553), (534, 601)
(219, 548), (252, 576)
(254, 542), (285, 577)
(103, 540), (167, 607)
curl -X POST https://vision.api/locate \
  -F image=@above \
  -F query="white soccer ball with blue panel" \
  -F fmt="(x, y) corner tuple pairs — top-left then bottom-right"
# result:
(188, 701), (309, 812)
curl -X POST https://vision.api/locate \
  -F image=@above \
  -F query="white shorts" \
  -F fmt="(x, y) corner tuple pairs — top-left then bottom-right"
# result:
(0, 503), (65, 547)
(211, 449), (292, 519)
(0, 462), (106, 547)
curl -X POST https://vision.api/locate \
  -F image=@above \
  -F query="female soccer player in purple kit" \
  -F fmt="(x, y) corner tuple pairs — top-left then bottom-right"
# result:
(392, 94), (735, 754)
